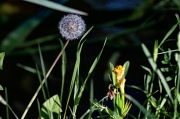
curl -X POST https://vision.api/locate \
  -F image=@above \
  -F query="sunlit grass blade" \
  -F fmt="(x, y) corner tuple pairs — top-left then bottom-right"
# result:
(63, 38), (85, 119)
(63, 27), (94, 119)
(125, 94), (155, 119)
(142, 44), (173, 103)
(73, 38), (107, 115)
(23, 0), (88, 16)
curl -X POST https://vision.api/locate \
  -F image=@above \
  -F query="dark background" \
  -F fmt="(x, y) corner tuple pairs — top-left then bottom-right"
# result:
(0, 0), (179, 118)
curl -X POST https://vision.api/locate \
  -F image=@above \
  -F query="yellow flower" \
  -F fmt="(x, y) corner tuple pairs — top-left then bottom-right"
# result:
(113, 65), (126, 94)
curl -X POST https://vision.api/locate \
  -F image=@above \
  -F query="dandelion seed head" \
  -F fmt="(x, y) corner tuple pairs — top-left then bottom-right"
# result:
(58, 14), (86, 40)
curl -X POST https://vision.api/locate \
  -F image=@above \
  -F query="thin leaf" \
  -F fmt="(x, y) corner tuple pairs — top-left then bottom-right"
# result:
(64, 39), (85, 118)
(73, 38), (107, 114)
(123, 61), (130, 77)
(17, 63), (37, 74)
(23, 0), (88, 16)
(63, 27), (93, 119)
(141, 65), (152, 74)
(0, 52), (5, 70)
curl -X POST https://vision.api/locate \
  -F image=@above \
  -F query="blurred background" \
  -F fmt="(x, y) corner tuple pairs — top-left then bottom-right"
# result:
(0, 0), (179, 118)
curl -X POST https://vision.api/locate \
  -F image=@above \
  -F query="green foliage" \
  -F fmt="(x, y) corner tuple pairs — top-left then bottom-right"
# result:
(127, 19), (180, 119)
(92, 61), (131, 119)
(1, 1), (180, 119)
(40, 95), (62, 119)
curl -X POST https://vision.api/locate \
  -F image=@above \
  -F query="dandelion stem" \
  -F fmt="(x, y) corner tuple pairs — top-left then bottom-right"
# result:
(21, 39), (70, 119)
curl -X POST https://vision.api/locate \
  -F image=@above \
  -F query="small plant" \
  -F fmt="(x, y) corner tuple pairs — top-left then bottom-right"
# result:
(91, 62), (132, 119)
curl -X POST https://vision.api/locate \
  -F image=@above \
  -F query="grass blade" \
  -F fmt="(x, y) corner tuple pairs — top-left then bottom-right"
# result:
(63, 39), (85, 119)
(23, 0), (88, 16)
(73, 38), (107, 114)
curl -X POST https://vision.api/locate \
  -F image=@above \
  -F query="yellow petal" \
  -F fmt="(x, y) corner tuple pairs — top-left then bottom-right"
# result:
(113, 65), (125, 86)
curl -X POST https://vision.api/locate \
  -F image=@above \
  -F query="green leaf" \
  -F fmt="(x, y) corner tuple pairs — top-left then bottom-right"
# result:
(73, 37), (107, 114)
(141, 65), (152, 74)
(150, 96), (157, 108)
(63, 27), (93, 119)
(109, 62), (116, 86)
(0, 85), (3, 90)
(23, 0), (88, 16)
(123, 61), (130, 77)
(0, 52), (5, 70)
(40, 95), (62, 119)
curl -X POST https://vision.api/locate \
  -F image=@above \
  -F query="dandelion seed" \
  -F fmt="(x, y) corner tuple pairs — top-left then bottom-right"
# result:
(58, 14), (86, 40)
